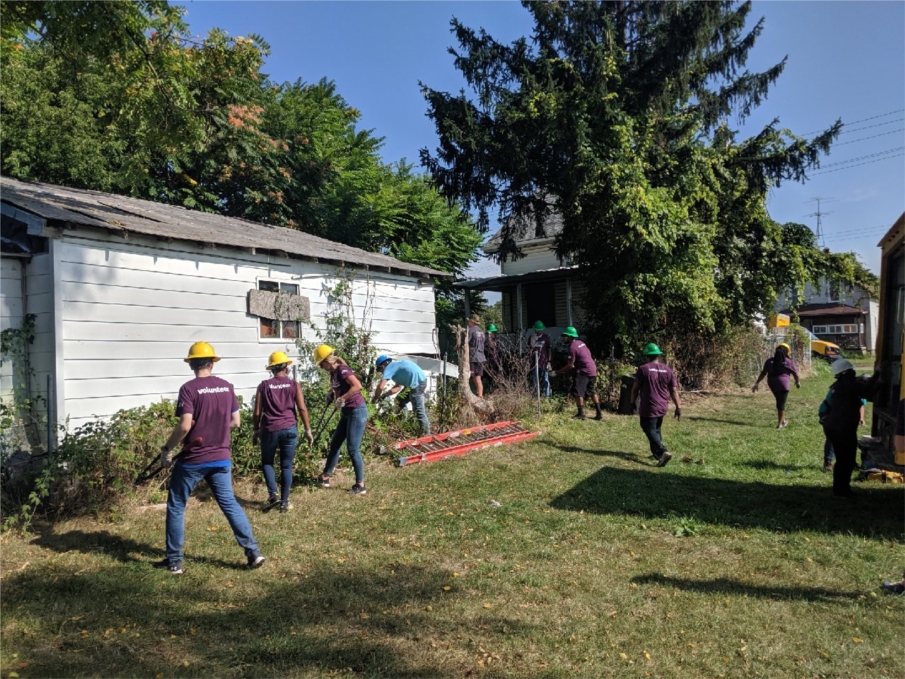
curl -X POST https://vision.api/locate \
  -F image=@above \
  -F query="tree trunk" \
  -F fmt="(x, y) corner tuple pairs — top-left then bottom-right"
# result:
(452, 324), (495, 416)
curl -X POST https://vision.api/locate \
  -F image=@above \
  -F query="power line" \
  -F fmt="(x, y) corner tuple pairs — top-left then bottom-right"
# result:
(800, 108), (904, 136)
(822, 225), (889, 239)
(819, 146), (904, 169)
(834, 128), (905, 146)
(811, 152), (904, 175)
(838, 118), (904, 136)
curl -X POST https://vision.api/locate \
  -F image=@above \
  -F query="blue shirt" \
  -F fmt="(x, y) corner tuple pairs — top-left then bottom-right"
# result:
(382, 360), (426, 389)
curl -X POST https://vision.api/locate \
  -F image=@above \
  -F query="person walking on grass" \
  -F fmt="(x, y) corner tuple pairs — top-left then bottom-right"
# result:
(313, 344), (368, 495)
(752, 343), (800, 428)
(630, 343), (682, 468)
(821, 358), (879, 498)
(467, 315), (487, 399)
(156, 342), (265, 575)
(551, 326), (602, 420)
(252, 351), (314, 513)
(374, 356), (430, 435)
(528, 320), (552, 398)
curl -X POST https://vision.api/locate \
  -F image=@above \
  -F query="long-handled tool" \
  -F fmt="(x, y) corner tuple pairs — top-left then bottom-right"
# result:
(135, 436), (201, 485)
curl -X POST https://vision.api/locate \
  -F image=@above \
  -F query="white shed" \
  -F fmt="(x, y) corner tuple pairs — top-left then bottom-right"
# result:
(0, 177), (451, 443)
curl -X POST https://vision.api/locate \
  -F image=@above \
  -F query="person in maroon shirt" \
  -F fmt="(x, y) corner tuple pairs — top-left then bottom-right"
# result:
(155, 342), (264, 575)
(551, 326), (602, 420)
(252, 351), (314, 513)
(313, 344), (368, 495)
(752, 343), (800, 429)
(630, 343), (682, 468)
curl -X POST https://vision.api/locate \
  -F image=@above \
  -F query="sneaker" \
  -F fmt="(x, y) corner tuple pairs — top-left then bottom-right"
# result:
(350, 483), (367, 496)
(572, 413), (587, 420)
(317, 474), (330, 488)
(279, 502), (293, 514)
(247, 553), (266, 569)
(823, 462), (834, 473)
(650, 453), (661, 462)
(153, 557), (183, 575)
(593, 413), (603, 421)
(882, 580), (905, 595)
(656, 451), (673, 468)
(778, 420), (789, 429)
(262, 495), (281, 512)
(266, 494), (279, 505)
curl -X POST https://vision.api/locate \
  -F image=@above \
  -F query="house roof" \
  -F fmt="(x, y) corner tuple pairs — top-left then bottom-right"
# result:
(782, 303), (866, 318)
(454, 265), (578, 291)
(0, 176), (449, 279)
(483, 202), (564, 254)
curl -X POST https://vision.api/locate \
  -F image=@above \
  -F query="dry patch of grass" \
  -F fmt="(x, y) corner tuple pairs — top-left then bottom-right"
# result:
(2, 372), (903, 678)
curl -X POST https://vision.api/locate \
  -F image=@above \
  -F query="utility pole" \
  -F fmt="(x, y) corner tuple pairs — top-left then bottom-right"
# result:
(805, 197), (834, 248)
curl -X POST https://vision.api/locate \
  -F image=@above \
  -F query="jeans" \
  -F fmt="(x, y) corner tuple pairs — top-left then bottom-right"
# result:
(824, 425), (857, 495)
(324, 403), (367, 484)
(824, 438), (835, 465)
(398, 380), (430, 434)
(260, 426), (298, 503)
(166, 463), (260, 564)
(529, 362), (551, 397)
(639, 416), (668, 458)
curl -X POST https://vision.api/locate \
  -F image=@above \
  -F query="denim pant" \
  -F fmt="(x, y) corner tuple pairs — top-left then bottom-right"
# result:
(324, 403), (367, 484)
(166, 463), (260, 564)
(260, 426), (298, 503)
(398, 380), (430, 434)
(529, 363), (551, 397)
(824, 438), (835, 465)
(639, 416), (668, 458)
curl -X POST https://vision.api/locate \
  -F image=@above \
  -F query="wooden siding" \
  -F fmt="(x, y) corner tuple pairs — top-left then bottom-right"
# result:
(56, 234), (438, 428)
(500, 245), (561, 276)
(0, 258), (23, 399)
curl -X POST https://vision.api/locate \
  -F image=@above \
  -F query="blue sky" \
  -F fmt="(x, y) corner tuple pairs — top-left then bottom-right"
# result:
(179, 1), (904, 277)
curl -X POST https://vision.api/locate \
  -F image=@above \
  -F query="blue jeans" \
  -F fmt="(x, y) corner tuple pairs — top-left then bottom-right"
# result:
(398, 380), (430, 434)
(824, 438), (835, 465)
(260, 426), (298, 503)
(166, 463), (260, 564)
(530, 363), (551, 397)
(324, 404), (367, 484)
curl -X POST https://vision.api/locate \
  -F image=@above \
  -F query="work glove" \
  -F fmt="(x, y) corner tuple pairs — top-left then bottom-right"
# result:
(160, 446), (173, 469)
(305, 428), (315, 446)
(674, 407), (682, 421)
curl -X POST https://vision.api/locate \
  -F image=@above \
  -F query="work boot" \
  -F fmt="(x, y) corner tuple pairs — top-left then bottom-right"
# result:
(594, 405), (603, 421)
(572, 407), (586, 420)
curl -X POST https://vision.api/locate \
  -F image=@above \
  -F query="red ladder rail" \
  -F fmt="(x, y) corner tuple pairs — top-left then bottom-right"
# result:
(394, 421), (540, 466)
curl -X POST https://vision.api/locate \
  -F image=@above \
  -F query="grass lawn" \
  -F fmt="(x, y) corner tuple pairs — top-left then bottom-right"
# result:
(2, 371), (903, 678)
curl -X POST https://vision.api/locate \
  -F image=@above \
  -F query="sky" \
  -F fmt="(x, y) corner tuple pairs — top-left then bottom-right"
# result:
(179, 1), (905, 278)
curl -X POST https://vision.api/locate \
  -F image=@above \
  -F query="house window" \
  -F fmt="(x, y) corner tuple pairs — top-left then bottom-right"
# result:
(812, 324), (858, 335)
(258, 280), (301, 340)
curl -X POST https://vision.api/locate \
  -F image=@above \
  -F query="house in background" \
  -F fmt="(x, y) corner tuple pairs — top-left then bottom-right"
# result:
(0, 177), (451, 446)
(776, 279), (878, 354)
(455, 210), (586, 344)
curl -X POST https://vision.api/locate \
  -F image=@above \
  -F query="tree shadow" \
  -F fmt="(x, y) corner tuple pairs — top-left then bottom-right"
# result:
(685, 416), (754, 427)
(550, 444), (650, 465)
(2, 555), (538, 677)
(742, 460), (811, 473)
(630, 573), (862, 603)
(549, 466), (904, 539)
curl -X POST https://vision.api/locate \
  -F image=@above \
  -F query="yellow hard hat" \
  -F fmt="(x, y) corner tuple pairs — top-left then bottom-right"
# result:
(777, 342), (791, 353)
(184, 341), (220, 363)
(313, 344), (334, 364)
(266, 351), (292, 369)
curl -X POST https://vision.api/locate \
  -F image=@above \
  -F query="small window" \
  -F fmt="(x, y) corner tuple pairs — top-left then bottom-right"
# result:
(258, 280), (301, 340)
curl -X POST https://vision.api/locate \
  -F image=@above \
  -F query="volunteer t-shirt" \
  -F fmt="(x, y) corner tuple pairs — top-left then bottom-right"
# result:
(331, 364), (365, 410)
(568, 340), (597, 376)
(382, 360), (426, 389)
(530, 333), (552, 368)
(635, 361), (677, 418)
(468, 325), (486, 363)
(175, 376), (239, 465)
(257, 375), (298, 433)
(764, 357), (798, 392)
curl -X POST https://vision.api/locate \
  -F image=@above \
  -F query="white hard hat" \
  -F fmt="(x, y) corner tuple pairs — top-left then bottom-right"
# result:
(831, 358), (855, 376)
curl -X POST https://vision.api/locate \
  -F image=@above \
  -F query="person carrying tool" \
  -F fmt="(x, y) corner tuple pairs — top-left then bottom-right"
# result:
(313, 344), (368, 495)
(630, 343), (682, 468)
(752, 343), (800, 429)
(252, 351), (314, 513)
(373, 356), (431, 434)
(820, 358), (880, 498)
(467, 315), (487, 399)
(155, 342), (265, 575)
(528, 320), (552, 398)
(551, 326), (602, 420)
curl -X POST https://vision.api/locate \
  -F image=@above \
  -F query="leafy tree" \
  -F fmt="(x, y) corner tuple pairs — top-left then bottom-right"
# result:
(421, 1), (859, 352)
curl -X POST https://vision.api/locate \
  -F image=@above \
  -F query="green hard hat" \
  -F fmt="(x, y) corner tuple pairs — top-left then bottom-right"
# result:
(561, 326), (579, 338)
(533, 320), (546, 331)
(643, 342), (663, 355)
(487, 324), (498, 333)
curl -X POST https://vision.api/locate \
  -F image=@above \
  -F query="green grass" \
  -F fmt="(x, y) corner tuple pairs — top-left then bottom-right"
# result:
(2, 373), (903, 678)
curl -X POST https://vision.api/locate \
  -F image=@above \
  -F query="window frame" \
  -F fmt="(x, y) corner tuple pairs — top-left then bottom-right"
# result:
(257, 279), (302, 342)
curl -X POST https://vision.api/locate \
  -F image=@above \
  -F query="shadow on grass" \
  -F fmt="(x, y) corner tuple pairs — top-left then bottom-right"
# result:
(551, 444), (648, 465)
(549, 466), (905, 539)
(742, 460), (811, 472)
(631, 573), (862, 602)
(2, 550), (537, 678)
(685, 416), (754, 427)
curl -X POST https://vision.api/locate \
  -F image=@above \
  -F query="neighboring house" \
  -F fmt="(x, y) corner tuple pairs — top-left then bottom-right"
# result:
(455, 209), (585, 343)
(0, 177), (451, 444)
(776, 279), (879, 354)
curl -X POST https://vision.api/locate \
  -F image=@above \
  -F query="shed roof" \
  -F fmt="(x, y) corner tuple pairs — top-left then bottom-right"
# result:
(0, 176), (449, 279)
(782, 303), (866, 318)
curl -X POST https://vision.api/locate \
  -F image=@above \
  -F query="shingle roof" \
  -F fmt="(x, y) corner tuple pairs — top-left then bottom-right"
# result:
(0, 176), (449, 279)
(782, 303), (866, 317)
(483, 203), (564, 254)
